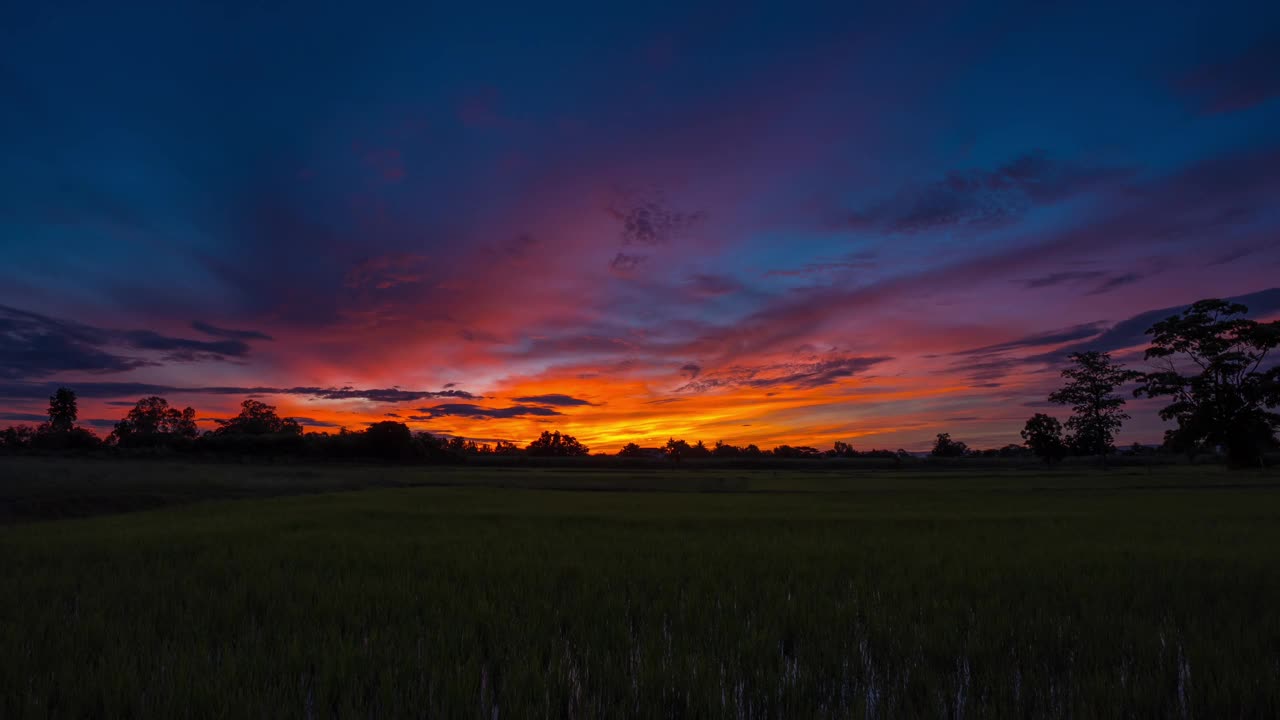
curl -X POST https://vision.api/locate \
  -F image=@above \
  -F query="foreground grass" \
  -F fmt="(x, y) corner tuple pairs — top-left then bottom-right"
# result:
(2, 461), (1279, 717)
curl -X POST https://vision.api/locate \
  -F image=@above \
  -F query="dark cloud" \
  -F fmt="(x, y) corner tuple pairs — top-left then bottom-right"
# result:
(0, 382), (479, 403)
(287, 416), (345, 428)
(747, 146), (1280, 356)
(943, 289), (1280, 387)
(954, 322), (1106, 356)
(1025, 271), (1143, 295)
(680, 363), (702, 379)
(678, 355), (889, 392)
(845, 152), (1129, 234)
(304, 387), (480, 402)
(609, 196), (705, 246)
(609, 253), (648, 274)
(409, 404), (563, 420)
(0, 304), (264, 380)
(0, 323), (155, 379)
(1030, 287), (1280, 361)
(117, 330), (250, 358)
(1208, 245), (1262, 267)
(511, 394), (595, 407)
(191, 321), (274, 341)
(1176, 32), (1280, 114)
(1023, 270), (1106, 288)
(1085, 272), (1143, 296)
(0, 412), (47, 423)
(949, 355), (1044, 384)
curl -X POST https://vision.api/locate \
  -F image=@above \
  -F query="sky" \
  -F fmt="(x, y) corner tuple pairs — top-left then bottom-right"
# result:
(2, 1), (1279, 451)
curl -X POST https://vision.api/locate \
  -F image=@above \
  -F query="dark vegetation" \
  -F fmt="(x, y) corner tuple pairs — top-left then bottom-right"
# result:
(2, 298), (1277, 468)
(3, 461), (1279, 716)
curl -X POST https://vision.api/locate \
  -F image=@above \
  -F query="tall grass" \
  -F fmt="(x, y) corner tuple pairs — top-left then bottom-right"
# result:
(2, 462), (1278, 716)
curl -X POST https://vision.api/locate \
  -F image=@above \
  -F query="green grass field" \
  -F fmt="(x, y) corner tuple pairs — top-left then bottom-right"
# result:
(3, 459), (1279, 717)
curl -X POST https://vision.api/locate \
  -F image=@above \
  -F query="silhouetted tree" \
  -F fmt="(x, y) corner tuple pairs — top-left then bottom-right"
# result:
(686, 440), (711, 459)
(493, 440), (521, 456)
(831, 441), (858, 458)
(772, 445), (821, 458)
(742, 444), (763, 458)
(1161, 426), (1207, 462)
(1049, 351), (1140, 459)
(712, 440), (742, 458)
(0, 425), (36, 451)
(363, 421), (415, 460)
(213, 399), (302, 436)
(1134, 299), (1280, 468)
(999, 443), (1032, 458)
(1021, 413), (1067, 465)
(46, 387), (78, 434)
(930, 433), (968, 457)
(618, 442), (646, 458)
(525, 430), (589, 456)
(30, 388), (100, 451)
(664, 438), (691, 462)
(110, 396), (198, 448)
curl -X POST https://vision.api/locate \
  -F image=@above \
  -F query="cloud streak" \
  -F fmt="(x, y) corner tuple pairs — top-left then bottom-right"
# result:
(0, 382), (479, 403)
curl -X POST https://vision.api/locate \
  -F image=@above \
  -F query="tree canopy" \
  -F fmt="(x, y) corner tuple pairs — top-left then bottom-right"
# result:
(1048, 351), (1140, 457)
(213, 399), (302, 436)
(930, 433), (968, 457)
(46, 387), (78, 434)
(525, 430), (590, 456)
(1134, 299), (1280, 467)
(1021, 413), (1067, 465)
(110, 396), (198, 447)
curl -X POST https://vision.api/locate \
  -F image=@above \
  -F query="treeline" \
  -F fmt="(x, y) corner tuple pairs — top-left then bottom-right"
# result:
(2, 298), (1277, 467)
(618, 439), (919, 461)
(1010, 299), (1279, 468)
(0, 394), (591, 463)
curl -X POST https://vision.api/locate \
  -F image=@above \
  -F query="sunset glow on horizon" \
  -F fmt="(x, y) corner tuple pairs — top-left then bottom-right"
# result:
(3, 3), (1279, 452)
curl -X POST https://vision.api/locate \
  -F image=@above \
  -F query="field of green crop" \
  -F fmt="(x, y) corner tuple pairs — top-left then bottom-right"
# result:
(3, 458), (1279, 717)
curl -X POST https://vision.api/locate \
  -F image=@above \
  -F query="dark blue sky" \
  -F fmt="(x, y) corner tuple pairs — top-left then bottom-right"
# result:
(2, 1), (1279, 449)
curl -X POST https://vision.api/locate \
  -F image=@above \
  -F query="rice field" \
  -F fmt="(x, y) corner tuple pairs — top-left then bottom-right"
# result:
(2, 459), (1278, 717)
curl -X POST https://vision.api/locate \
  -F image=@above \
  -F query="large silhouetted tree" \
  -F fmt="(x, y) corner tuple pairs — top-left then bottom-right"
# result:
(525, 430), (589, 456)
(46, 387), (78, 434)
(363, 421), (415, 460)
(213, 399), (302, 436)
(930, 433), (968, 457)
(831, 441), (857, 458)
(1048, 351), (1140, 459)
(110, 396), (198, 447)
(1134, 299), (1280, 468)
(31, 387), (99, 450)
(1021, 413), (1067, 465)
